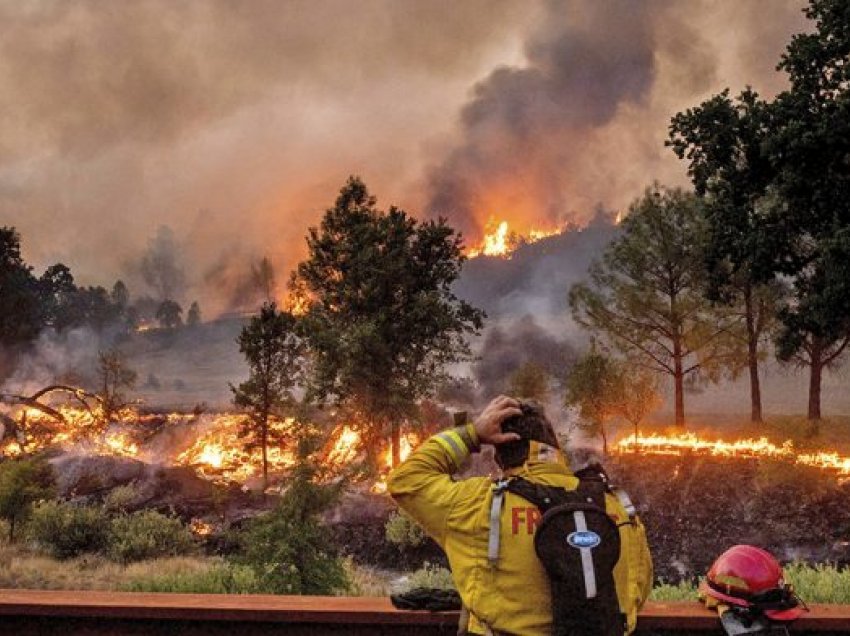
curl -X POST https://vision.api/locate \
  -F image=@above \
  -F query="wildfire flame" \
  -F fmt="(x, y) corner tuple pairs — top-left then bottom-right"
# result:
(466, 219), (563, 259)
(0, 403), (420, 489)
(189, 518), (214, 536)
(616, 432), (850, 477)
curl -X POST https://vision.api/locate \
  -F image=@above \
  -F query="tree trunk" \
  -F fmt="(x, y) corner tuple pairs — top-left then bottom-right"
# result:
(391, 421), (401, 468)
(673, 336), (685, 427)
(600, 422), (608, 457)
(8, 517), (14, 543)
(261, 415), (269, 494)
(744, 284), (763, 423)
(808, 338), (823, 423)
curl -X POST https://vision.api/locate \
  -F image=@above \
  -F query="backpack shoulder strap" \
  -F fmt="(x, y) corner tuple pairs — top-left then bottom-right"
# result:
(505, 476), (573, 513)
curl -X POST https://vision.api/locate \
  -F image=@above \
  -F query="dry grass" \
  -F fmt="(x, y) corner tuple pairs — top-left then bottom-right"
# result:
(0, 544), (221, 591)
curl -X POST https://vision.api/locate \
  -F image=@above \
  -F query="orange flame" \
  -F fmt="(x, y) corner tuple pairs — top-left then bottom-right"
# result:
(1, 403), (422, 489)
(466, 219), (563, 259)
(615, 432), (850, 477)
(189, 518), (214, 536)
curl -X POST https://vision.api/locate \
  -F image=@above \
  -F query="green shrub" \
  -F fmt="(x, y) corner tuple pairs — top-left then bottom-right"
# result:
(385, 511), (426, 548)
(103, 484), (140, 513)
(650, 580), (697, 601)
(28, 500), (110, 559)
(405, 562), (455, 591)
(236, 462), (348, 595)
(121, 562), (259, 594)
(109, 510), (196, 563)
(648, 563), (850, 604)
(785, 562), (850, 604)
(0, 457), (55, 542)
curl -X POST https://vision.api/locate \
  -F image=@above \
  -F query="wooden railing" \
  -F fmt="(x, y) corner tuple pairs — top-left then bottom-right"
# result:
(0, 590), (848, 634)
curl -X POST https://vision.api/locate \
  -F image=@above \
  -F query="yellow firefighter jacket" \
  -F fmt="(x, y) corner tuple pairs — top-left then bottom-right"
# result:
(388, 424), (653, 636)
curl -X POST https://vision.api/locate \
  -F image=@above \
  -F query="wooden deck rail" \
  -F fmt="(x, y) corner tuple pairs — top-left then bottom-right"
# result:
(0, 590), (848, 634)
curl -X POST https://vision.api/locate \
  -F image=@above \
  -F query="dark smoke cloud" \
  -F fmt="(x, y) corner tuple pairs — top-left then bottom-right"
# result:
(0, 0), (808, 317)
(426, 0), (807, 237)
(473, 315), (578, 398)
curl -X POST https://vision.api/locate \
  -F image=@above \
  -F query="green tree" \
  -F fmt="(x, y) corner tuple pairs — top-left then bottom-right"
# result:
(39, 263), (76, 329)
(668, 89), (780, 423)
(54, 286), (123, 332)
(237, 430), (348, 595)
(508, 361), (551, 402)
(569, 186), (744, 426)
(292, 177), (484, 466)
(231, 302), (303, 492)
(564, 350), (622, 456)
(186, 301), (202, 327)
(0, 457), (55, 542)
(0, 227), (44, 348)
(761, 0), (850, 422)
(614, 368), (661, 451)
(156, 299), (183, 329)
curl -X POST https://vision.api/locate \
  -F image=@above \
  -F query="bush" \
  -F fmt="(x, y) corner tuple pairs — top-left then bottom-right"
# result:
(109, 510), (196, 563)
(648, 563), (850, 604)
(103, 484), (140, 513)
(236, 462), (349, 595)
(121, 561), (259, 594)
(650, 580), (696, 601)
(0, 457), (55, 542)
(405, 562), (456, 591)
(385, 511), (426, 548)
(785, 562), (850, 604)
(28, 500), (110, 559)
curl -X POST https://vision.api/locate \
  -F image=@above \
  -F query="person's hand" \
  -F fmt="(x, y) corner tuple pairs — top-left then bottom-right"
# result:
(474, 395), (522, 445)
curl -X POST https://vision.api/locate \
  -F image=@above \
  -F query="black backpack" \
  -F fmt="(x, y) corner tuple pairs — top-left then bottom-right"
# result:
(505, 466), (624, 636)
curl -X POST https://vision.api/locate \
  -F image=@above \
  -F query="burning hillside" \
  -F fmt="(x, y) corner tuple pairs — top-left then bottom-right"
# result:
(0, 404), (415, 491)
(466, 220), (566, 259)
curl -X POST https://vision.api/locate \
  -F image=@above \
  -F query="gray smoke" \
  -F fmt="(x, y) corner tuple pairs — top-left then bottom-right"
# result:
(0, 0), (808, 318)
(426, 0), (808, 237)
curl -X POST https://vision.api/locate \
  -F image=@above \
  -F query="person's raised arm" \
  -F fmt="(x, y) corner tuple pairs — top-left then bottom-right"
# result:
(387, 396), (521, 545)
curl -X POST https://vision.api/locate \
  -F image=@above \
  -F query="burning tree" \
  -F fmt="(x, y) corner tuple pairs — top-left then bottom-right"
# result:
(97, 349), (137, 426)
(292, 177), (483, 467)
(231, 302), (303, 491)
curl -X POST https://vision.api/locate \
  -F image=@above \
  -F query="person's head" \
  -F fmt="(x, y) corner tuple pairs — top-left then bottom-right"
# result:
(494, 400), (559, 469)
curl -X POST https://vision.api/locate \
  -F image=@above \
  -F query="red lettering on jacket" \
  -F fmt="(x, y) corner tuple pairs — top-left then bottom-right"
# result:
(527, 507), (542, 533)
(511, 507), (525, 534)
(511, 507), (542, 534)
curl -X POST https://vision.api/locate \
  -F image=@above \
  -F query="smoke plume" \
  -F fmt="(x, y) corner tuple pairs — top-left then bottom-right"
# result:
(0, 0), (808, 316)
(426, 0), (808, 238)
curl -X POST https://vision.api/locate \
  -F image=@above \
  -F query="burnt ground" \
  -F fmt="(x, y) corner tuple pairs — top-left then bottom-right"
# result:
(337, 454), (850, 583)
(609, 454), (850, 583)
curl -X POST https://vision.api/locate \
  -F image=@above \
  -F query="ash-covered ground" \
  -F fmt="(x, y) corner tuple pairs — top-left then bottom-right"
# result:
(337, 453), (850, 583)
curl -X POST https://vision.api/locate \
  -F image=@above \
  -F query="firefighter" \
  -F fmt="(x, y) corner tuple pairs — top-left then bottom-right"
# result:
(388, 395), (653, 636)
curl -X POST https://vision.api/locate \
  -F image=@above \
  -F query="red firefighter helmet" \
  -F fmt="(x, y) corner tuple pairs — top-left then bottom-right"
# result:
(699, 545), (805, 621)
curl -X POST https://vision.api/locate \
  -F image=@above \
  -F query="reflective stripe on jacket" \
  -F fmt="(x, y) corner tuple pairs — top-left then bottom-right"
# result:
(387, 425), (653, 635)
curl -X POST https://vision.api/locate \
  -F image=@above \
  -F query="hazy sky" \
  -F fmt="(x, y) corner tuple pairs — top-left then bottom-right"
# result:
(0, 0), (808, 314)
